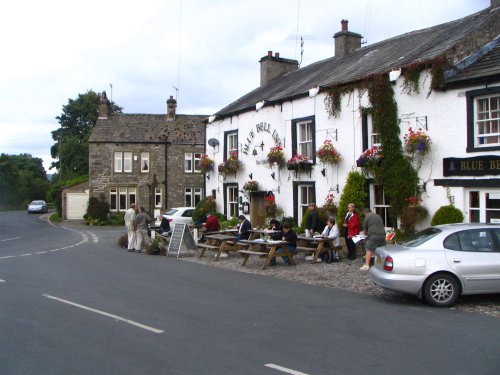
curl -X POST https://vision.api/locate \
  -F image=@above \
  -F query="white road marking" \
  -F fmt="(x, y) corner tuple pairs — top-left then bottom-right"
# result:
(265, 364), (309, 375)
(42, 294), (164, 334)
(0, 256), (15, 259)
(20, 253), (33, 257)
(0, 237), (20, 242)
(36, 251), (48, 254)
(86, 231), (99, 243)
(0, 279), (6, 283)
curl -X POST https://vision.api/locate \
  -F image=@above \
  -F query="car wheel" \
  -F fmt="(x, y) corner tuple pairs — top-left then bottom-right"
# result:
(423, 273), (460, 307)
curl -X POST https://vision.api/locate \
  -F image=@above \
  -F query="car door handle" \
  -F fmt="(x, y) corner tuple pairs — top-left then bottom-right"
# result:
(452, 259), (461, 263)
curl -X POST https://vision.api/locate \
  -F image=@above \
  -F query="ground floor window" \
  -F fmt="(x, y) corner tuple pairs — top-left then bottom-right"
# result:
(467, 190), (500, 223)
(225, 184), (239, 218)
(297, 183), (315, 223)
(185, 187), (203, 207)
(155, 187), (162, 208)
(110, 187), (136, 211)
(372, 184), (396, 228)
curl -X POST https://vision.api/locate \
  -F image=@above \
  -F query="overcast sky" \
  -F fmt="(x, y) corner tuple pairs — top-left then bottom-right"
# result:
(0, 0), (491, 172)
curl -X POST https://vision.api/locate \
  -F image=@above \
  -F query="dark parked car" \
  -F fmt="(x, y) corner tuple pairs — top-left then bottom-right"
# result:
(27, 200), (48, 214)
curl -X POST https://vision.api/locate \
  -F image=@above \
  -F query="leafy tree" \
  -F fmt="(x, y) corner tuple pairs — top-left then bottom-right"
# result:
(336, 171), (368, 231)
(50, 90), (122, 180)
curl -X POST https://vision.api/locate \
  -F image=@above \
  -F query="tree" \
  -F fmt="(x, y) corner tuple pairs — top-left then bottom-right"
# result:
(50, 90), (122, 180)
(336, 171), (368, 230)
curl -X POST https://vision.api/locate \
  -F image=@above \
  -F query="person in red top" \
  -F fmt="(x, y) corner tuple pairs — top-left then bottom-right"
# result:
(203, 213), (220, 232)
(343, 203), (360, 260)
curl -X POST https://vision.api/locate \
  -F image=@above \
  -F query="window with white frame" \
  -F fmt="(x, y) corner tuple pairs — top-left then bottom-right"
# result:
(141, 152), (149, 173)
(110, 187), (136, 211)
(114, 151), (133, 173)
(226, 185), (239, 218)
(298, 120), (313, 159)
(468, 190), (500, 223)
(185, 187), (203, 207)
(298, 184), (315, 221)
(368, 114), (381, 147)
(475, 95), (500, 147)
(184, 153), (203, 173)
(155, 187), (162, 208)
(373, 185), (395, 228)
(226, 132), (238, 158)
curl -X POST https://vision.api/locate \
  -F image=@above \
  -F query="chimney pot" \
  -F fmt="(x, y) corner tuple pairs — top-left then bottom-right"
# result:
(268, 50), (273, 57)
(275, 52), (280, 58)
(166, 95), (177, 121)
(98, 91), (109, 119)
(341, 19), (348, 31)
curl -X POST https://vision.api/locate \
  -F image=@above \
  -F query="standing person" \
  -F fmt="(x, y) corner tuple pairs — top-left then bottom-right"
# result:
(203, 212), (220, 232)
(236, 215), (251, 241)
(321, 216), (340, 263)
(134, 206), (152, 253)
(271, 222), (297, 266)
(305, 203), (318, 237)
(360, 207), (386, 270)
(124, 204), (137, 252)
(343, 203), (360, 260)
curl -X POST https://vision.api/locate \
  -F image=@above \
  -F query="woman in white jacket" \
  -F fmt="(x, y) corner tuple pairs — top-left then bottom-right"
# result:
(321, 216), (340, 263)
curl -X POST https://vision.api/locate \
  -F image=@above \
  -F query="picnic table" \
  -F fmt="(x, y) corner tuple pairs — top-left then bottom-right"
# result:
(237, 239), (295, 269)
(248, 229), (281, 240)
(296, 235), (336, 263)
(199, 233), (241, 260)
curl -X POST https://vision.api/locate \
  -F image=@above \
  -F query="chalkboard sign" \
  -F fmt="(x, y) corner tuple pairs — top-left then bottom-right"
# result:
(167, 223), (197, 257)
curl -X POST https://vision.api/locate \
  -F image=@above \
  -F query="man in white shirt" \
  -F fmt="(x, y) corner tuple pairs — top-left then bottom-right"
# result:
(124, 204), (137, 252)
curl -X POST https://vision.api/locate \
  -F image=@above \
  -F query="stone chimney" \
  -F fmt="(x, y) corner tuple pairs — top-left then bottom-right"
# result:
(259, 51), (299, 87)
(98, 91), (109, 119)
(493, 0), (500, 8)
(333, 20), (362, 58)
(166, 95), (177, 121)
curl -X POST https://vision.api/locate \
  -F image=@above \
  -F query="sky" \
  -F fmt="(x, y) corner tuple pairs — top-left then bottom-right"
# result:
(0, 0), (491, 173)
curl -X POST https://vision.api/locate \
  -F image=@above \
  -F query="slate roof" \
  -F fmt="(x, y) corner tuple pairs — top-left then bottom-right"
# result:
(89, 114), (207, 144)
(216, 5), (499, 118)
(445, 36), (500, 87)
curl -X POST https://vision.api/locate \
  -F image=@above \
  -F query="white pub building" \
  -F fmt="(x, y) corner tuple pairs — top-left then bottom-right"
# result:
(205, 2), (500, 228)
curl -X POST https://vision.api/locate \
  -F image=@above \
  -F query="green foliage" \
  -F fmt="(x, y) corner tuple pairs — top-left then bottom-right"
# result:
(0, 153), (49, 209)
(324, 85), (354, 118)
(51, 90), (122, 179)
(193, 197), (217, 224)
(367, 75), (419, 217)
(336, 171), (367, 230)
(85, 194), (109, 225)
(299, 209), (326, 234)
(109, 211), (125, 226)
(431, 205), (464, 226)
(399, 205), (429, 234)
(220, 216), (239, 229)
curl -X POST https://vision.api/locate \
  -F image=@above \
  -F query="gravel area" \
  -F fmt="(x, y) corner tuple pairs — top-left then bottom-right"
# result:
(178, 250), (500, 319)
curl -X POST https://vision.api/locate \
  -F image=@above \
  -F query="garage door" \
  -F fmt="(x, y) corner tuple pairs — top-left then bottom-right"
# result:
(66, 193), (89, 220)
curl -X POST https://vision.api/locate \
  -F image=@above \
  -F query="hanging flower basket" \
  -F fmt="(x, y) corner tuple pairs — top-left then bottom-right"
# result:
(404, 127), (431, 156)
(243, 180), (258, 192)
(264, 194), (278, 218)
(218, 151), (241, 176)
(316, 140), (341, 165)
(199, 154), (214, 174)
(266, 145), (286, 168)
(287, 154), (313, 172)
(356, 146), (383, 171)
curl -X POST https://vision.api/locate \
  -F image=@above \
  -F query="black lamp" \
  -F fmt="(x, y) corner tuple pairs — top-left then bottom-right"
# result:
(321, 168), (326, 177)
(206, 174), (210, 180)
(249, 173), (253, 180)
(271, 172), (275, 180)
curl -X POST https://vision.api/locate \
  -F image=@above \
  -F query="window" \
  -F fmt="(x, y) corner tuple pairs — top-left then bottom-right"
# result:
(292, 116), (315, 161)
(110, 187), (136, 211)
(444, 229), (495, 252)
(184, 153), (203, 173)
(185, 187), (203, 207)
(155, 187), (162, 208)
(373, 185), (396, 228)
(225, 131), (238, 159)
(141, 152), (149, 173)
(226, 185), (239, 218)
(114, 151), (133, 173)
(368, 115), (381, 146)
(299, 184), (315, 221)
(466, 190), (500, 223)
(466, 88), (500, 152)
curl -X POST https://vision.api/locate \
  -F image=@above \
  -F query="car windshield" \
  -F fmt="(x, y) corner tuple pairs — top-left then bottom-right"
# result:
(164, 209), (178, 216)
(401, 227), (442, 247)
(31, 201), (44, 205)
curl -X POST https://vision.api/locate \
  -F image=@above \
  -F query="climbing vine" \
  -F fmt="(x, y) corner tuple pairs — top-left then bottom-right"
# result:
(324, 85), (354, 118)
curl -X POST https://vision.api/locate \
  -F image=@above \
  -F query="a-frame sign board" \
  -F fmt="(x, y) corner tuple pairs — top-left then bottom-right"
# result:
(167, 223), (197, 257)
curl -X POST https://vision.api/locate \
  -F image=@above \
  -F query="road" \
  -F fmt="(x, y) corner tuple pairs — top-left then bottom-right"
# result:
(0, 211), (499, 375)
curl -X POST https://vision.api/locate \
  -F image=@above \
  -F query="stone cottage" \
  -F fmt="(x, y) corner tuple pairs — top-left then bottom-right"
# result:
(205, 1), (500, 228)
(89, 94), (207, 217)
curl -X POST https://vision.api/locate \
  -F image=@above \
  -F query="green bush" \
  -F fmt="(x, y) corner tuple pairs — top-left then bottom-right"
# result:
(431, 205), (464, 226)
(220, 216), (239, 229)
(400, 205), (429, 234)
(85, 194), (109, 225)
(109, 211), (125, 226)
(192, 197), (217, 224)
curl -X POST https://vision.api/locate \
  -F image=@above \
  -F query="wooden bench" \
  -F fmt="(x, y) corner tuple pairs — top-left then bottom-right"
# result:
(237, 250), (268, 266)
(197, 243), (219, 258)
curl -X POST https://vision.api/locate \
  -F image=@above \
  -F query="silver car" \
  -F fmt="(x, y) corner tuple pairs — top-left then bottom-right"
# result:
(27, 200), (48, 214)
(370, 223), (500, 307)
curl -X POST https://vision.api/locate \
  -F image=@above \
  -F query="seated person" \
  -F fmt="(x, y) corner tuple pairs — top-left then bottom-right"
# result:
(271, 222), (297, 266)
(203, 212), (220, 232)
(159, 216), (171, 235)
(236, 215), (252, 241)
(268, 218), (282, 240)
(320, 216), (340, 263)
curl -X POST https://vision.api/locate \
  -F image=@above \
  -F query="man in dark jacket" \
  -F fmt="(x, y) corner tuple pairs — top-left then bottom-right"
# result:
(305, 203), (318, 236)
(237, 215), (252, 241)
